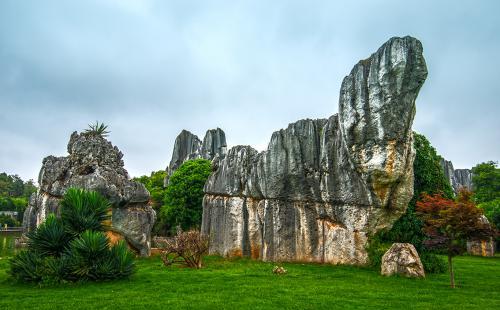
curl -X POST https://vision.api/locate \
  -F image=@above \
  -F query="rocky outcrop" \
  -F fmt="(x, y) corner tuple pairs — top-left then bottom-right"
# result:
(202, 36), (428, 265)
(381, 243), (425, 278)
(22, 131), (156, 256)
(467, 215), (496, 256)
(164, 128), (226, 185)
(440, 158), (472, 194)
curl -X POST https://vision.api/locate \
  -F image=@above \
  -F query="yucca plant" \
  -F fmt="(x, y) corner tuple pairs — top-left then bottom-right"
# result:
(27, 214), (72, 257)
(84, 121), (110, 137)
(60, 188), (110, 236)
(10, 188), (135, 284)
(9, 251), (45, 282)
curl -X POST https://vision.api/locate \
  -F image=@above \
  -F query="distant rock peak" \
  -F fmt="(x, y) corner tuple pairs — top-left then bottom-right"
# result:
(164, 128), (227, 185)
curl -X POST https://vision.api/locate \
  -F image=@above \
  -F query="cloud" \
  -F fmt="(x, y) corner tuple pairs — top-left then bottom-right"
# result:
(0, 0), (499, 181)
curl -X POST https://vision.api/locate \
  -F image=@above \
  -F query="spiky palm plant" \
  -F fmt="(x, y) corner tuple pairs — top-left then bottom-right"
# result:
(84, 121), (110, 137)
(27, 214), (72, 257)
(10, 188), (135, 284)
(60, 188), (110, 236)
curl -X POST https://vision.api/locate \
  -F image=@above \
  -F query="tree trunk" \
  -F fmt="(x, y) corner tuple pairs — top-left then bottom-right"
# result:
(448, 255), (455, 288)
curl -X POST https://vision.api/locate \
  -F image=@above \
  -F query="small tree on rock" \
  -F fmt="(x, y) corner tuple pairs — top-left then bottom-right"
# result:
(416, 189), (494, 288)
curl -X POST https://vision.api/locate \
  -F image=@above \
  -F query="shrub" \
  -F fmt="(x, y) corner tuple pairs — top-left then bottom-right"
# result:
(10, 188), (135, 284)
(60, 188), (110, 236)
(27, 214), (72, 257)
(420, 252), (447, 274)
(159, 230), (209, 269)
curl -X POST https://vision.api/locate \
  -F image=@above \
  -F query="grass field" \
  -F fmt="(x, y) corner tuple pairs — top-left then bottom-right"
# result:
(0, 254), (498, 309)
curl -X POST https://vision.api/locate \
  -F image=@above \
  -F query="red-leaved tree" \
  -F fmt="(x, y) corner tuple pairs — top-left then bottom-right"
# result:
(416, 189), (494, 288)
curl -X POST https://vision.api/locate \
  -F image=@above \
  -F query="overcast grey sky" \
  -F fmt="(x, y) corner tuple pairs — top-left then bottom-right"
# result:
(1, 0), (499, 181)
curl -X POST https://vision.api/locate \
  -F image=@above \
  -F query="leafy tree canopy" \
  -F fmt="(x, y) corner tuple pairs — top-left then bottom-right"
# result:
(160, 159), (212, 235)
(472, 161), (500, 204)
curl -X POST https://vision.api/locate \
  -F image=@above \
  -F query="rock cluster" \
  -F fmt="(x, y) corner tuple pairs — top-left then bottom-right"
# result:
(440, 158), (472, 194)
(381, 243), (425, 278)
(164, 128), (226, 185)
(22, 131), (155, 256)
(201, 36), (428, 265)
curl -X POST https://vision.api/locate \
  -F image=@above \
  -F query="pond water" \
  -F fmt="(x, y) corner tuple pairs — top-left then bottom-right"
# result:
(0, 232), (21, 258)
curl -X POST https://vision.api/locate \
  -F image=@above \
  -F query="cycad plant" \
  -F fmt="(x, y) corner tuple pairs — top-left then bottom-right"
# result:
(84, 121), (110, 137)
(10, 188), (135, 284)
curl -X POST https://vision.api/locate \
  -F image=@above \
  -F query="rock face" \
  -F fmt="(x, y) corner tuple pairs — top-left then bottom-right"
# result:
(467, 215), (496, 256)
(164, 128), (227, 185)
(381, 243), (425, 278)
(22, 131), (156, 256)
(440, 158), (472, 194)
(202, 36), (428, 265)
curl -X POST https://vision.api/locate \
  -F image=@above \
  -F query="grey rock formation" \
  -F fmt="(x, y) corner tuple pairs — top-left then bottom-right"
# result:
(467, 215), (496, 257)
(381, 243), (425, 278)
(440, 158), (472, 194)
(22, 131), (156, 256)
(164, 128), (226, 185)
(202, 36), (428, 265)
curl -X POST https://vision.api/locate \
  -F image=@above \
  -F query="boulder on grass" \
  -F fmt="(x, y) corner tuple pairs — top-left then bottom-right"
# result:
(381, 243), (425, 278)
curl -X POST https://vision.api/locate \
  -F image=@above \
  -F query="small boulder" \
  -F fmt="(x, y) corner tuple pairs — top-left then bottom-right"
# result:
(381, 243), (425, 278)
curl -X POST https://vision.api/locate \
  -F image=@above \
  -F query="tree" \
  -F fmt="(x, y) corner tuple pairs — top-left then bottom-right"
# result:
(416, 189), (494, 288)
(472, 161), (500, 204)
(160, 159), (212, 235)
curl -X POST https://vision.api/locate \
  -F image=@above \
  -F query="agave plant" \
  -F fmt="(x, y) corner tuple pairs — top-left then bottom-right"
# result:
(84, 121), (110, 137)
(60, 188), (111, 236)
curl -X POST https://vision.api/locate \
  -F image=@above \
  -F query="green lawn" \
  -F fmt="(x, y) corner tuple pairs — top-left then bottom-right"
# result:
(0, 255), (498, 309)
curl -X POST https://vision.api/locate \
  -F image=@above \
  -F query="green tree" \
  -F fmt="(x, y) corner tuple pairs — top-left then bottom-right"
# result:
(160, 159), (212, 235)
(472, 161), (500, 204)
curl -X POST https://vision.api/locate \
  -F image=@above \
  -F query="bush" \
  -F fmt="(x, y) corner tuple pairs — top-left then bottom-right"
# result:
(10, 188), (135, 284)
(158, 230), (209, 269)
(420, 252), (447, 274)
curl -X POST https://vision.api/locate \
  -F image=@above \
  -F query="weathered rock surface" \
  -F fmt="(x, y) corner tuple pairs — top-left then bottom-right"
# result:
(202, 36), (428, 265)
(22, 131), (156, 256)
(440, 158), (472, 194)
(381, 243), (425, 278)
(467, 215), (496, 256)
(164, 128), (227, 185)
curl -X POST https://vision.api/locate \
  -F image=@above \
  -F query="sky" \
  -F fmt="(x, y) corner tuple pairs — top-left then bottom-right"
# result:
(0, 0), (499, 182)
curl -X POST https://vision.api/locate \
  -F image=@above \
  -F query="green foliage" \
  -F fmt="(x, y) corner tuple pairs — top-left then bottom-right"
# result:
(27, 215), (72, 257)
(478, 198), (500, 228)
(420, 252), (447, 274)
(472, 161), (500, 204)
(0, 173), (37, 222)
(0, 215), (20, 227)
(160, 159), (212, 235)
(60, 188), (110, 236)
(380, 133), (453, 253)
(10, 188), (134, 284)
(84, 121), (110, 137)
(133, 170), (167, 210)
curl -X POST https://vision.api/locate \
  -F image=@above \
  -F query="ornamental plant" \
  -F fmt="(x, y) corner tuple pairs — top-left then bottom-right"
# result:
(10, 188), (135, 284)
